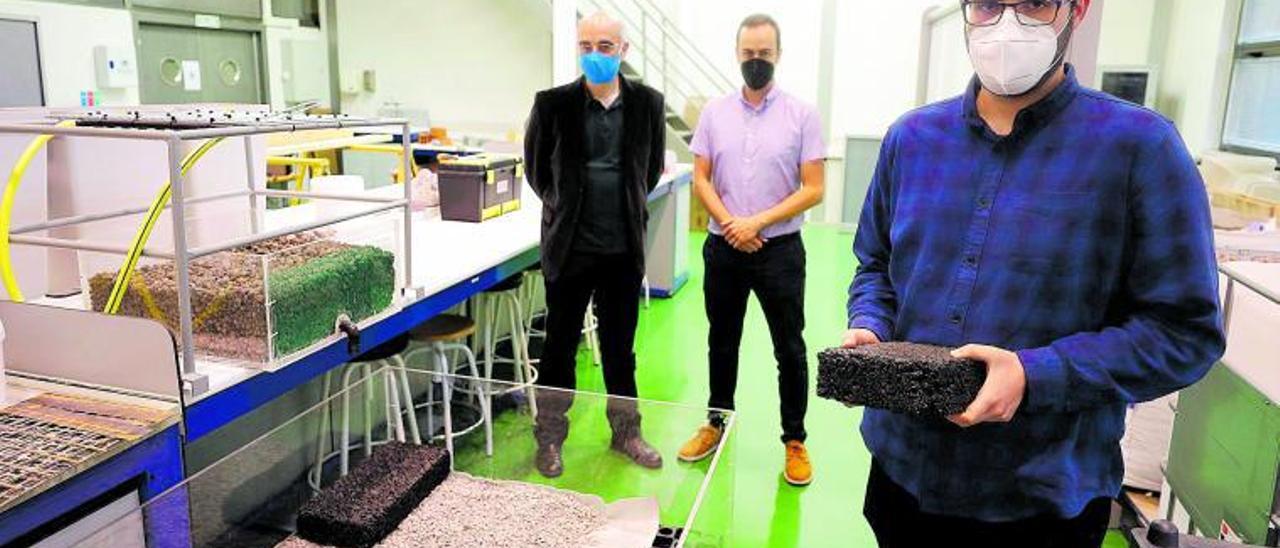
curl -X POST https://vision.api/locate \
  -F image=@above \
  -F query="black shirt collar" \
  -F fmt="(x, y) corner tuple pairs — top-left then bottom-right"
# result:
(582, 75), (627, 111)
(963, 63), (1081, 139)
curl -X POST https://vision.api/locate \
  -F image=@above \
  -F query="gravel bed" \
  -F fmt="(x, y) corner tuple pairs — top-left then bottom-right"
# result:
(279, 473), (605, 548)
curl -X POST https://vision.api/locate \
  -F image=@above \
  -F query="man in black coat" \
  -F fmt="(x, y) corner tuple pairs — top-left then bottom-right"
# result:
(523, 11), (667, 478)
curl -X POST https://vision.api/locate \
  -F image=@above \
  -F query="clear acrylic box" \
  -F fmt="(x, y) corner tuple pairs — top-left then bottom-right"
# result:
(77, 207), (406, 370)
(74, 369), (736, 547)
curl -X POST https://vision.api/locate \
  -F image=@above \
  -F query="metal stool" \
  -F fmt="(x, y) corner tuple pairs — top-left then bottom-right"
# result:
(477, 275), (540, 414)
(520, 266), (546, 349)
(309, 335), (419, 491)
(523, 266), (602, 368)
(405, 314), (493, 457)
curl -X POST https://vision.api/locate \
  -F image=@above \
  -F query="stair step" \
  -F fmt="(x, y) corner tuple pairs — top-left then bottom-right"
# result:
(665, 114), (691, 131)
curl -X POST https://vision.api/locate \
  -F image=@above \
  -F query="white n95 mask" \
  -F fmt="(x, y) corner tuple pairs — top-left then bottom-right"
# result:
(966, 10), (1071, 96)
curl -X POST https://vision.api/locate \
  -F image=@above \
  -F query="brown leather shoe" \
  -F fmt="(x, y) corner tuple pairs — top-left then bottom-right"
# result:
(611, 435), (663, 469)
(784, 440), (813, 486)
(536, 443), (564, 478)
(678, 424), (725, 463)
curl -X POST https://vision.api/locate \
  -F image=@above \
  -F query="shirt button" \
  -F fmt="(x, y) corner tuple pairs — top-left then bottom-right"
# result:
(978, 198), (991, 209)
(950, 315), (962, 324)
(964, 256), (977, 266)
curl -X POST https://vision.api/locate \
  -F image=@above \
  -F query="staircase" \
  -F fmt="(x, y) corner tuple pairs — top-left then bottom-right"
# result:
(580, 0), (736, 151)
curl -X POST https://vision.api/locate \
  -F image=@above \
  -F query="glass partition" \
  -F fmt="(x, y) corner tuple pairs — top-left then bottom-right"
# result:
(77, 368), (735, 547)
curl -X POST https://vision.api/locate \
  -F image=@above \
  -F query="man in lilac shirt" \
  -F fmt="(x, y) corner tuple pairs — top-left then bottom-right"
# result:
(676, 13), (826, 486)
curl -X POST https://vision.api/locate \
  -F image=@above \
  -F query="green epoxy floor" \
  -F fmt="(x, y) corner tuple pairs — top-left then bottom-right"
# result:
(452, 224), (1130, 547)
(626, 226), (874, 547)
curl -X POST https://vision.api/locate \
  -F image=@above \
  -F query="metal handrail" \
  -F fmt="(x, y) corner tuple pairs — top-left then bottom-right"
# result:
(629, 0), (736, 91)
(1217, 263), (1280, 340)
(585, 0), (735, 102)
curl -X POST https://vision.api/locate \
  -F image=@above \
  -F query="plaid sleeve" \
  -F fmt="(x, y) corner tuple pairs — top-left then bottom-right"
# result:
(1018, 123), (1226, 414)
(848, 127), (899, 342)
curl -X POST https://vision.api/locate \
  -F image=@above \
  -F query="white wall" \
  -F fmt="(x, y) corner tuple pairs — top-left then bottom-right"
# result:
(1094, 0), (1243, 155)
(334, 0), (552, 137)
(1152, 0), (1241, 155)
(600, 0), (939, 140)
(831, 0), (946, 140)
(668, 0), (825, 107)
(1098, 0), (1158, 67)
(0, 0), (139, 107)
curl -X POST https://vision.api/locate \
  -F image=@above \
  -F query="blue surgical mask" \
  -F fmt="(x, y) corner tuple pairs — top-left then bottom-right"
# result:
(581, 52), (621, 85)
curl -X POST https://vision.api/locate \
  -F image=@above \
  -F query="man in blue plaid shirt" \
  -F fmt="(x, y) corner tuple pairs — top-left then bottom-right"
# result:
(845, 1), (1225, 545)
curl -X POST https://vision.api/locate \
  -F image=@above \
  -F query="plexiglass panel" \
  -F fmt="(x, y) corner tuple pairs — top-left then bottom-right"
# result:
(78, 369), (736, 547)
(77, 206), (405, 371)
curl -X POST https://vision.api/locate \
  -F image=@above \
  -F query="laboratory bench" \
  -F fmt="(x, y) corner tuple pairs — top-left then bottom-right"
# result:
(182, 165), (692, 442)
(0, 108), (691, 543)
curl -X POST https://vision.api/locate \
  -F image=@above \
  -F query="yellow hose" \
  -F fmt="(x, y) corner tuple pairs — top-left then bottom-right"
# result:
(103, 137), (225, 314)
(0, 120), (76, 302)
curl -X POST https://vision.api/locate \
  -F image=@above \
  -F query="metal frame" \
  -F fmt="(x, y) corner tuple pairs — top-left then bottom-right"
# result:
(0, 424), (185, 547)
(1161, 264), (1280, 543)
(0, 114), (414, 399)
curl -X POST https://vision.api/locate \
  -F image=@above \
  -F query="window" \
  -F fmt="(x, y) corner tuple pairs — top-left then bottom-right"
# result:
(1223, 0), (1280, 155)
(273, 0), (321, 28)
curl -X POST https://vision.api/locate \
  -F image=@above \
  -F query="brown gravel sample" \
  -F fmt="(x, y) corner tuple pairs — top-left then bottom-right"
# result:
(88, 231), (395, 363)
(817, 342), (987, 416)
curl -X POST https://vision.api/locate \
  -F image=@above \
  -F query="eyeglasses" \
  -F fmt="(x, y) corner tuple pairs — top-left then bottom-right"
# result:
(962, 0), (1070, 27)
(740, 48), (777, 62)
(578, 40), (619, 55)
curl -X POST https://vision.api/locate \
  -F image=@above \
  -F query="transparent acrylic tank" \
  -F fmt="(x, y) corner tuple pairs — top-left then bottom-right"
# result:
(76, 202), (406, 371)
(75, 369), (736, 547)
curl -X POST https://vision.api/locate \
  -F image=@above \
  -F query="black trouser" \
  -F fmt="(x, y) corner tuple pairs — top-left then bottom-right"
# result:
(704, 233), (808, 443)
(536, 252), (644, 445)
(864, 460), (1112, 548)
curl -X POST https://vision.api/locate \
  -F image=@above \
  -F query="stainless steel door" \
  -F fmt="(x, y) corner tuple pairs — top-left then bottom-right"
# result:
(138, 23), (263, 104)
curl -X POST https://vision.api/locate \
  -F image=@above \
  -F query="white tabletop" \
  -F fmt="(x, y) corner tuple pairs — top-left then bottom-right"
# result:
(35, 166), (693, 402)
(266, 133), (393, 156)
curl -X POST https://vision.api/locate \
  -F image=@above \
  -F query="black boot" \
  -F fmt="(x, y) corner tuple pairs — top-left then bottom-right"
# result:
(534, 390), (573, 478)
(608, 399), (663, 469)
(536, 442), (564, 478)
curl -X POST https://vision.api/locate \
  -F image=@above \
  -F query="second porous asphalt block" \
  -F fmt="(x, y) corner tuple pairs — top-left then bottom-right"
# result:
(296, 442), (451, 548)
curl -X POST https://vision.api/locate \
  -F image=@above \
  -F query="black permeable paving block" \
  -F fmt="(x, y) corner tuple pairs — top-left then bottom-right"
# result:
(296, 443), (451, 548)
(817, 343), (986, 416)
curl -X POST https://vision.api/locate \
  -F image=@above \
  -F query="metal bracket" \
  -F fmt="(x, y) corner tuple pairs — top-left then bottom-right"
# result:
(182, 372), (210, 399)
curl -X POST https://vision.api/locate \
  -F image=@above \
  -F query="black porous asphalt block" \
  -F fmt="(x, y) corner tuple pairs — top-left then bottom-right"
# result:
(296, 442), (451, 548)
(817, 343), (986, 416)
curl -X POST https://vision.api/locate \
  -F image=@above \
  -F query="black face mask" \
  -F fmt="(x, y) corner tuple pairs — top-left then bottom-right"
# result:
(741, 58), (775, 91)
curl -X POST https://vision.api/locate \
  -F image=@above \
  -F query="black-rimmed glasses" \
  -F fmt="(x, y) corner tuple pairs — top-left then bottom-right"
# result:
(962, 0), (1070, 27)
(578, 40), (619, 55)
